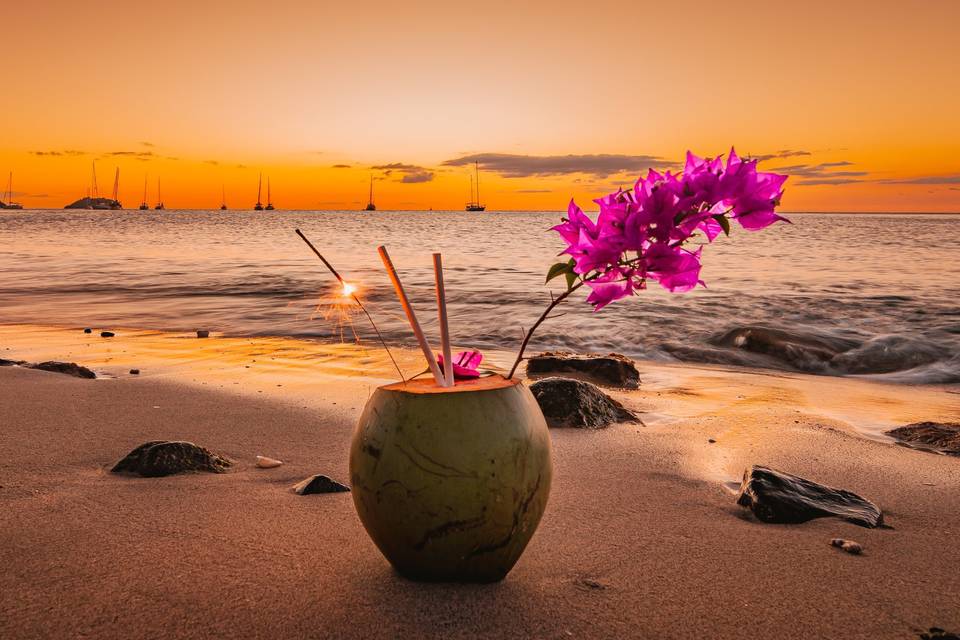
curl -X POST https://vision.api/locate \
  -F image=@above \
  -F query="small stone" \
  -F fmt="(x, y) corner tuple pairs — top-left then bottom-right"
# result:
(530, 377), (640, 429)
(736, 465), (883, 528)
(196, 330), (210, 338)
(100, 331), (115, 338)
(830, 538), (863, 555)
(255, 455), (283, 469)
(0, 358), (26, 367)
(129, 369), (140, 375)
(28, 361), (96, 379)
(526, 351), (640, 389)
(292, 474), (350, 495)
(708, 438), (717, 443)
(921, 627), (960, 640)
(112, 441), (231, 477)
(83, 328), (92, 334)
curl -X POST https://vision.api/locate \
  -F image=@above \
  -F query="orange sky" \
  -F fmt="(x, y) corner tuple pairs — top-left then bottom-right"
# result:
(2, 0), (959, 211)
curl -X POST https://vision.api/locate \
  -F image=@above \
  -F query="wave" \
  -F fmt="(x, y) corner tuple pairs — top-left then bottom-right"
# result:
(663, 324), (959, 383)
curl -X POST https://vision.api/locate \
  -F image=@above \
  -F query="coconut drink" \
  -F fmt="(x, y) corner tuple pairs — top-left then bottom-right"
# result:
(350, 375), (551, 582)
(296, 148), (788, 583)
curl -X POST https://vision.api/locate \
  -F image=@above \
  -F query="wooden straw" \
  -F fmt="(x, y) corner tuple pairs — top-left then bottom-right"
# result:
(432, 253), (454, 387)
(377, 246), (445, 386)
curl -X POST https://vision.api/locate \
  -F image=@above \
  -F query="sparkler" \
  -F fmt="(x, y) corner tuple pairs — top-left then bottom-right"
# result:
(295, 229), (405, 383)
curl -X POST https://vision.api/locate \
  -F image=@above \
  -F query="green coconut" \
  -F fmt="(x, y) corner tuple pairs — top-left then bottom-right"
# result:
(350, 376), (552, 583)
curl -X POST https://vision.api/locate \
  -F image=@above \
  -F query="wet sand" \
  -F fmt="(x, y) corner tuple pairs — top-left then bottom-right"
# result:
(2, 326), (959, 639)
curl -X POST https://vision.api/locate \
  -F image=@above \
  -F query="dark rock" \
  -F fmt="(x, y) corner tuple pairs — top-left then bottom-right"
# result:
(292, 474), (350, 495)
(921, 628), (960, 640)
(83, 328), (92, 334)
(111, 441), (231, 477)
(830, 538), (863, 555)
(100, 331), (115, 338)
(526, 351), (640, 389)
(129, 369), (140, 375)
(196, 330), (210, 338)
(28, 361), (96, 379)
(530, 377), (639, 429)
(0, 358), (26, 367)
(708, 438), (717, 444)
(709, 325), (860, 373)
(736, 465), (883, 528)
(886, 422), (960, 456)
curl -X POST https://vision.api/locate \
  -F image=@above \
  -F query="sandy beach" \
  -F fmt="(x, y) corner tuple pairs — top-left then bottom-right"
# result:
(2, 325), (958, 639)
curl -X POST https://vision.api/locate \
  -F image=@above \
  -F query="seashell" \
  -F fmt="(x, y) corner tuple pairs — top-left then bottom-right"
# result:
(255, 455), (283, 469)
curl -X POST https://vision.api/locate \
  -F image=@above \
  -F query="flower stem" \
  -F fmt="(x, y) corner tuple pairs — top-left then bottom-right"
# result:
(506, 281), (584, 379)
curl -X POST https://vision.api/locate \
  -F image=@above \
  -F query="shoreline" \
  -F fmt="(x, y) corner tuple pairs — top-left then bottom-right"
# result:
(2, 324), (959, 638)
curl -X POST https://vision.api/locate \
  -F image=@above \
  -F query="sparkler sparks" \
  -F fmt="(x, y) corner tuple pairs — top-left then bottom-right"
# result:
(295, 229), (405, 382)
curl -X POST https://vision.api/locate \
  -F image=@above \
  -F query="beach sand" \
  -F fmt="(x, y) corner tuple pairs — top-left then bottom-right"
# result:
(2, 325), (959, 639)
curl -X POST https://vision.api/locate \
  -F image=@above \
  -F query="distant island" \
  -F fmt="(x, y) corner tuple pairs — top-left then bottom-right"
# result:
(64, 197), (122, 210)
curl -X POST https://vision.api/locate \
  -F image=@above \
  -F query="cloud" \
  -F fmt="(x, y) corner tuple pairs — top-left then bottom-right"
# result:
(331, 164), (351, 169)
(140, 141), (155, 148)
(794, 178), (865, 186)
(770, 160), (869, 186)
(516, 189), (552, 193)
(372, 162), (435, 183)
(882, 175), (960, 185)
(31, 149), (86, 157)
(442, 153), (665, 178)
(749, 149), (812, 162)
(400, 171), (434, 183)
(235, 164), (247, 169)
(105, 151), (156, 161)
(205, 160), (219, 166)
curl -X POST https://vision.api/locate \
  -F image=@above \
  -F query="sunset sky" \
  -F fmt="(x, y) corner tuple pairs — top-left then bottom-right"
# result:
(3, 0), (959, 211)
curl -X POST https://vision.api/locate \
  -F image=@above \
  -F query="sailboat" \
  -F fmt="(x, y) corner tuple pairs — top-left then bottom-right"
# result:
(254, 173), (264, 210)
(154, 177), (165, 210)
(2, 172), (23, 209)
(465, 161), (486, 211)
(109, 167), (123, 209)
(220, 184), (228, 210)
(91, 162), (110, 209)
(364, 175), (376, 211)
(139, 175), (149, 210)
(265, 177), (275, 210)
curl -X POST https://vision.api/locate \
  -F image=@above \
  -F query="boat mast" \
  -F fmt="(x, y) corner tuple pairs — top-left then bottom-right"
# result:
(222, 184), (226, 207)
(142, 175), (148, 202)
(369, 175), (374, 205)
(257, 173), (262, 205)
(5, 172), (10, 202)
(267, 177), (271, 205)
(475, 161), (481, 205)
(92, 162), (99, 199)
(112, 168), (120, 201)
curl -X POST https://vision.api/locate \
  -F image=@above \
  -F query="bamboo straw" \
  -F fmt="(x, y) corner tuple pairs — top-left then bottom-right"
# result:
(432, 253), (454, 387)
(377, 246), (445, 386)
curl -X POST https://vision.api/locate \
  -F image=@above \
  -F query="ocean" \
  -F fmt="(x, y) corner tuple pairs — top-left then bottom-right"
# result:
(1, 209), (958, 384)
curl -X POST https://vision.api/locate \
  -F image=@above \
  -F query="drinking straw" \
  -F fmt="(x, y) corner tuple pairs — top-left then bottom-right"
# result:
(432, 253), (454, 387)
(377, 245), (445, 386)
(295, 229), (405, 383)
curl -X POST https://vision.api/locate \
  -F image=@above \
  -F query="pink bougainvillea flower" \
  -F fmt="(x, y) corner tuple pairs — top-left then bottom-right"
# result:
(645, 244), (704, 292)
(437, 350), (483, 379)
(548, 147), (787, 309)
(585, 266), (636, 310)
